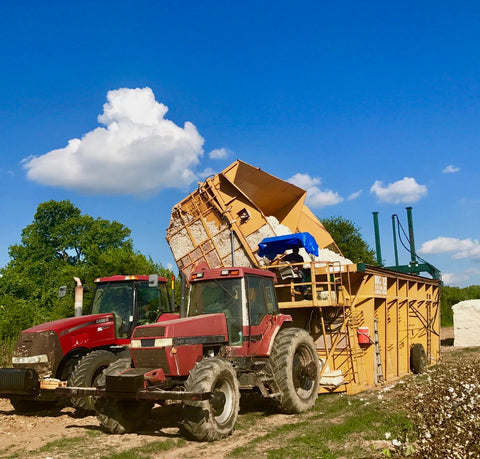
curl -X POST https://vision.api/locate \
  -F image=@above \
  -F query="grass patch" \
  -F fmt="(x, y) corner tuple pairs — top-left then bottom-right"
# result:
(21, 434), (102, 458)
(229, 393), (415, 458)
(101, 438), (186, 458)
(234, 393), (278, 430)
(29, 435), (184, 459)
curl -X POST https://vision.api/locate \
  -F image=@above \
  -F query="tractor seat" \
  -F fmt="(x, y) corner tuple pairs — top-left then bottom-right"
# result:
(278, 264), (301, 280)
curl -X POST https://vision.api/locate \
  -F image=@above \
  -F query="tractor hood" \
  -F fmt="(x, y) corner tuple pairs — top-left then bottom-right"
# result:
(13, 313), (118, 378)
(130, 314), (229, 376)
(132, 313), (229, 342)
(22, 313), (116, 336)
(132, 313), (228, 345)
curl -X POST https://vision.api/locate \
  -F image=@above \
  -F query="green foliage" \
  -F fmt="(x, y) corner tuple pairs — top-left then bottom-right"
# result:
(0, 200), (173, 339)
(13, 200), (131, 266)
(320, 215), (377, 264)
(440, 284), (480, 327)
(0, 336), (17, 367)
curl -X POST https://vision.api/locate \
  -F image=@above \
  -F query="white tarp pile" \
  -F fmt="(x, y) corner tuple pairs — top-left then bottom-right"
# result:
(452, 299), (480, 347)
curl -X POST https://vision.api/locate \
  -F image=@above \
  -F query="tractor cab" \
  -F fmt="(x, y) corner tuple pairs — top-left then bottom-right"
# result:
(188, 266), (280, 347)
(91, 275), (173, 338)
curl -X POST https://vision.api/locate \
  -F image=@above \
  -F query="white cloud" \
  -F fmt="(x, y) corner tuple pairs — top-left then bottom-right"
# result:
(23, 87), (205, 196)
(419, 237), (480, 261)
(209, 148), (230, 159)
(370, 177), (427, 204)
(288, 173), (343, 208)
(198, 167), (216, 179)
(443, 164), (460, 174)
(288, 173), (320, 190)
(442, 269), (480, 286)
(348, 190), (362, 200)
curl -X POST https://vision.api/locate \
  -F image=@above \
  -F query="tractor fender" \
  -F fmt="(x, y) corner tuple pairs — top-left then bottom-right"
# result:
(56, 347), (90, 380)
(266, 314), (293, 355)
(56, 345), (130, 380)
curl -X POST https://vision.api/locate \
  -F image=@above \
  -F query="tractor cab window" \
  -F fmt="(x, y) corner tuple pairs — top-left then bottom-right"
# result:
(91, 284), (133, 338)
(246, 276), (279, 325)
(188, 278), (243, 345)
(264, 281), (278, 314)
(136, 282), (171, 325)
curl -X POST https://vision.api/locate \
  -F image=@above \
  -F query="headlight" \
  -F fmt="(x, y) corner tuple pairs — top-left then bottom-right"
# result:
(154, 338), (173, 347)
(129, 338), (173, 348)
(12, 355), (48, 364)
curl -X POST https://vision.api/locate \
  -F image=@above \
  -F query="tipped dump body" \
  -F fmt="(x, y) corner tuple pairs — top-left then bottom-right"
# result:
(167, 160), (339, 279)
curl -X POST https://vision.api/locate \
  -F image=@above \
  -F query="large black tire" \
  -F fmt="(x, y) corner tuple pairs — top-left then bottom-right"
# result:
(410, 343), (427, 374)
(95, 398), (153, 434)
(270, 328), (320, 414)
(182, 358), (240, 442)
(9, 397), (57, 413)
(69, 350), (118, 413)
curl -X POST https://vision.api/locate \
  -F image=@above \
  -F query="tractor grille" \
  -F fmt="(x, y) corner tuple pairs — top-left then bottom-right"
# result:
(132, 326), (165, 338)
(131, 348), (169, 372)
(12, 331), (62, 378)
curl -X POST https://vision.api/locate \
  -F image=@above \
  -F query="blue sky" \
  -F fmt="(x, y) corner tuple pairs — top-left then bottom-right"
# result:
(1, 1), (479, 287)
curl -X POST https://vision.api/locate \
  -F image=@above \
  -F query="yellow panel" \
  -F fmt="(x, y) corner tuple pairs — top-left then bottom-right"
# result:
(270, 263), (441, 395)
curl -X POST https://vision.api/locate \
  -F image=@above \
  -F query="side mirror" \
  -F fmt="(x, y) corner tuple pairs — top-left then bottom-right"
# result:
(148, 274), (158, 287)
(58, 286), (67, 298)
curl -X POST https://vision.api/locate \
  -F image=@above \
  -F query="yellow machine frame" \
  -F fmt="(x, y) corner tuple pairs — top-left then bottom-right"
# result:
(266, 260), (440, 394)
(167, 160), (441, 394)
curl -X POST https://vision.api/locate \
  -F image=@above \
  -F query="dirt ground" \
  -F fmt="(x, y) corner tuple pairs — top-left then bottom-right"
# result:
(0, 395), (296, 458)
(0, 328), (458, 458)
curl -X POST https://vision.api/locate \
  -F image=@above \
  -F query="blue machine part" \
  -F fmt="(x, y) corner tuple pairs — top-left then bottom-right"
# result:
(258, 232), (319, 260)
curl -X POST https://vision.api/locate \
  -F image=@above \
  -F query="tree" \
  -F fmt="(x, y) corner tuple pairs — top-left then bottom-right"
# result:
(320, 216), (377, 265)
(15, 200), (131, 266)
(0, 200), (172, 339)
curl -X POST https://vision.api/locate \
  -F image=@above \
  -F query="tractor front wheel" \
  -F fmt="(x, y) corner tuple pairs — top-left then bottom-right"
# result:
(270, 327), (320, 414)
(69, 350), (118, 413)
(182, 358), (240, 442)
(96, 398), (153, 434)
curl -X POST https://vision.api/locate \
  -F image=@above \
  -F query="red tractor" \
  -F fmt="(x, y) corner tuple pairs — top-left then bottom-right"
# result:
(62, 266), (321, 441)
(0, 274), (175, 413)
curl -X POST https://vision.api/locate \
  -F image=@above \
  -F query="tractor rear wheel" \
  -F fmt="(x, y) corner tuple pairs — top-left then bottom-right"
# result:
(270, 328), (320, 414)
(96, 398), (153, 434)
(182, 358), (240, 441)
(69, 350), (118, 413)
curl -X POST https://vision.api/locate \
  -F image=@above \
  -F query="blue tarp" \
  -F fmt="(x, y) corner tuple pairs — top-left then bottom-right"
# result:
(257, 232), (319, 260)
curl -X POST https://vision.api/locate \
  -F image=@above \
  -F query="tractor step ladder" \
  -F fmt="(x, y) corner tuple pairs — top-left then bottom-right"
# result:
(374, 318), (384, 384)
